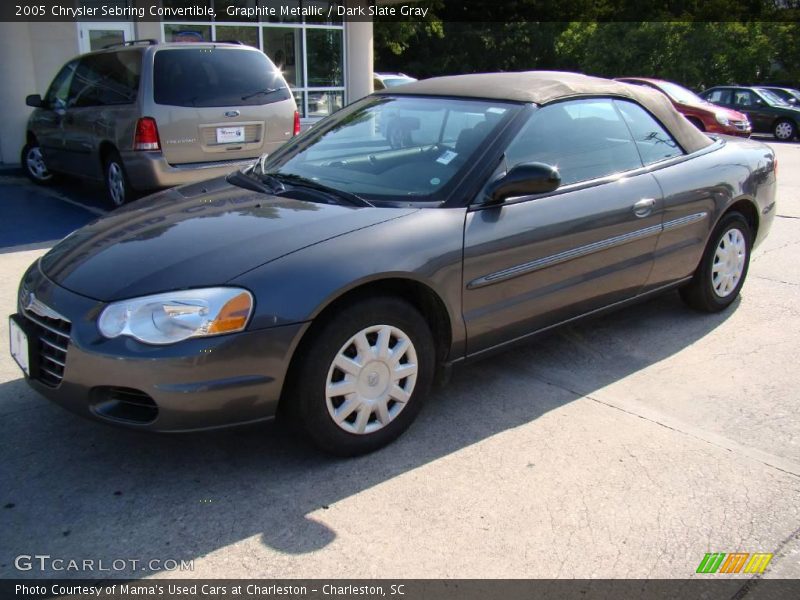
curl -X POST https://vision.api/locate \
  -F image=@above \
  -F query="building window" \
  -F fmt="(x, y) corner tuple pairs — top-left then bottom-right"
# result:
(161, 0), (345, 118)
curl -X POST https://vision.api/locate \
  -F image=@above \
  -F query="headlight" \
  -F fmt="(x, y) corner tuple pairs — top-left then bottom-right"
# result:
(98, 287), (253, 345)
(715, 113), (731, 126)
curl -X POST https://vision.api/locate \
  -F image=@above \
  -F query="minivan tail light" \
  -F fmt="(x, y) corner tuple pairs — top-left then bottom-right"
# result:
(293, 110), (301, 136)
(134, 117), (161, 151)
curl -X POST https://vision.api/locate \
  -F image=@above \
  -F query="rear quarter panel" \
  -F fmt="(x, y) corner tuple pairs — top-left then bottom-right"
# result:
(645, 137), (776, 289)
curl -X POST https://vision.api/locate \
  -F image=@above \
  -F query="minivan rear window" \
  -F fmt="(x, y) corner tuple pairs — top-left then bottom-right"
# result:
(153, 47), (291, 107)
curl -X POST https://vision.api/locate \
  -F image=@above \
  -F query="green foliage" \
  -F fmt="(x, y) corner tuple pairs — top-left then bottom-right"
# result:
(375, 5), (800, 89)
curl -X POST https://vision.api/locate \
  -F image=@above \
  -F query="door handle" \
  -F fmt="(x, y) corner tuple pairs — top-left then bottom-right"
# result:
(633, 198), (656, 218)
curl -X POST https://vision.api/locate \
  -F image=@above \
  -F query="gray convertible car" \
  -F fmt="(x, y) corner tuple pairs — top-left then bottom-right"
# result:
(10, 72), (776, 455)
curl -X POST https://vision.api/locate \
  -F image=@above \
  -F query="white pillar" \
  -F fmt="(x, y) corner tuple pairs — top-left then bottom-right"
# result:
(345, 10), (374, 104)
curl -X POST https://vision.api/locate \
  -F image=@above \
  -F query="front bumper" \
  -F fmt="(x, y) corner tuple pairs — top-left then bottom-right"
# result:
(14, 263), (308, 431)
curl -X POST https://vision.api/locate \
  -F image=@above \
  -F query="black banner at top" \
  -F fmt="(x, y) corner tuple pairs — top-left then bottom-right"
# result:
(1, 0), (800, 23)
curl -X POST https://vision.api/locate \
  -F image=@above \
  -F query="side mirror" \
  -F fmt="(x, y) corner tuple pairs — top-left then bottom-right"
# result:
(485, 162), (561, 204)
(26, 94), (44, 108)
(754, 98), (764, 106)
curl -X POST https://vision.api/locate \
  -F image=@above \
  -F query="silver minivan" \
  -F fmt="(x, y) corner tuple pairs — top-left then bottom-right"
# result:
(23, 40), (299, 206)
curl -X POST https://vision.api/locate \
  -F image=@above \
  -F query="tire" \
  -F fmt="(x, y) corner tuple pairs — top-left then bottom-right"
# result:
(103, 150), (133, 208)
(289, 296), (435, 456)
(773, 119), (796, 142)
(679, 212), (752, 312)
(21, 142), (56, 185)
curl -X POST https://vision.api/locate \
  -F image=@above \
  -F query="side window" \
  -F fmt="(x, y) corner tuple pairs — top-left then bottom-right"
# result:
(69, 51), (140, 108)
(503, 98), (642, 186)
(43, 60), (78, 108)
(614, 100), (683, 165)
(733, 90), (755, 107)
(706, 89), (731, 104)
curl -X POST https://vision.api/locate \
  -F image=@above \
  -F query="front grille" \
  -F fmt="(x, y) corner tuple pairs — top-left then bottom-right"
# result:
(20, 308), (71, 387)
(732, 121), (750, 131)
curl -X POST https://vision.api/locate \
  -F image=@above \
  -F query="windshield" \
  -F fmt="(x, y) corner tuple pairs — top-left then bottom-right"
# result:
(257, 95), (517, 204)
(656, 81), (704, 105)
(754, 88), (789, 106)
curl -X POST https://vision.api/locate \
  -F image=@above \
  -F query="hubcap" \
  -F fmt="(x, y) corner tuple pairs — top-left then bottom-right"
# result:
(326, 324), (418, 435)
(107, 162), (125, 206)
(775, 122), (793, 140)
(711, 227), (746, 298)
(26, 147), (51, 181)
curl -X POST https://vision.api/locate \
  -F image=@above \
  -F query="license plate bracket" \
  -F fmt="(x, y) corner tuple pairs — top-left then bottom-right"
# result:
(216, 126), (245, 144)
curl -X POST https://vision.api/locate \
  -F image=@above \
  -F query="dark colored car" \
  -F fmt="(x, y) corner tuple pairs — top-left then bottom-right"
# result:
(756, 86), (800, 106)
(699, 85), (800, 141)
(10, 72), (777, 455)
(616, 77), (751, 137)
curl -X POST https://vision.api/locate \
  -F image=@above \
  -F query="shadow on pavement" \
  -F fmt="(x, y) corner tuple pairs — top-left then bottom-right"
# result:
(0, 178), (102, 249)
(0, 290), (736, 576)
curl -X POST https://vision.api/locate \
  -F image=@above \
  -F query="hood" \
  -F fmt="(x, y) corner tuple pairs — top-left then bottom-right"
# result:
(40, 176), (417, 301)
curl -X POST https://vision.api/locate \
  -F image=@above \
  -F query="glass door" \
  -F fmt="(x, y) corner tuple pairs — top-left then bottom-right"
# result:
(78, 22), (135, 53)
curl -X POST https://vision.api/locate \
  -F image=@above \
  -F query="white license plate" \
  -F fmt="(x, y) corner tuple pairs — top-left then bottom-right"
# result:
(216, 126), (245, 144)
(9, 318), (29, 376)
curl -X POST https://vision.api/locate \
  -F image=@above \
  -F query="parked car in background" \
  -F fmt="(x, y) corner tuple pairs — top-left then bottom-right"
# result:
(755, 86), (800, 106)
(22, 40), (299, 207)
(11, 72), (776, 455)
(373, 72), (417, 90)
(616, 77), (751, 137)
(699, 85), (800, 141)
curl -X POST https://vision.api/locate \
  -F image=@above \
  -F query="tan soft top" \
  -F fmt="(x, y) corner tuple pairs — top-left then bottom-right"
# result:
(378, 70), (713, 154)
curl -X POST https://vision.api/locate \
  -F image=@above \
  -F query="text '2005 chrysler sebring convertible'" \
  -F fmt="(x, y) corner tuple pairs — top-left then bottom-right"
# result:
(10, 72), (776, 455)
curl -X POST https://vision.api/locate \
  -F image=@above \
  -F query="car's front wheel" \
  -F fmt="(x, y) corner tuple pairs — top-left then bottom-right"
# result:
(291, 296), (435, 456)
(680, 212), (752, 312)
(104, 151), (133, 208)
(773, 119), (796, 141)
(21, 142), (55, 185)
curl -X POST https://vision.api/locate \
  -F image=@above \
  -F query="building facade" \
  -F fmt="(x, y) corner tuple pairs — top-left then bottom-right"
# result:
(0, 0), (373, 165)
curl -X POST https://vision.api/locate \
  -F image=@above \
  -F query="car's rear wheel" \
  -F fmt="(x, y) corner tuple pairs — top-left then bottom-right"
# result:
(21, 142), (55, 185)
(290, 296), (435, 456)
(773, 119), (796, 141)
(679, 212), (752, 312)
(104, 150), (133, 208)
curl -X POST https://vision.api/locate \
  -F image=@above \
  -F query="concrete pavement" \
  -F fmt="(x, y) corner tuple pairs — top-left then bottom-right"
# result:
(0, 143), (798, 580)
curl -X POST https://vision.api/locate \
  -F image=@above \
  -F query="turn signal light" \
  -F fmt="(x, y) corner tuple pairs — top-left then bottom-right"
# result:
(207, 292), (253, 334)
(134, 117), (161, 151)
(293, 110), (301, 136)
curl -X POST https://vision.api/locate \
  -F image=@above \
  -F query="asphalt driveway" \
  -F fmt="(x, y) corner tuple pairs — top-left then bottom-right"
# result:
(0, 142), (798, 580)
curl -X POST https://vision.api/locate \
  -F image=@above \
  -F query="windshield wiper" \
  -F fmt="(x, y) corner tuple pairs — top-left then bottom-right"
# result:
(264, 172), (372, 207)
(227, 170), (273, 194)
(241, 86), (286, 100)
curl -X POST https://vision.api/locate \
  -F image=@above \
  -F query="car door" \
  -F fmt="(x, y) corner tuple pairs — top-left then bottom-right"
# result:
(30, 60), (78, 171)
(462, 98), (670, 354)
(61, 55), (103, 177)
(731, 89), (773, 133)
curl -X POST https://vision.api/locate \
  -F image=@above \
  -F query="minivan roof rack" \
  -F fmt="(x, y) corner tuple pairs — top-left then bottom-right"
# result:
(103, 39), (158, 49)
(212, 40), (245, 45)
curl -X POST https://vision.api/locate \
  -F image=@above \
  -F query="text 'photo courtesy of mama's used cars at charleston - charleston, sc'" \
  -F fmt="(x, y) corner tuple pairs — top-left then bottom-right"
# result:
(9, 72), (776, 456)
